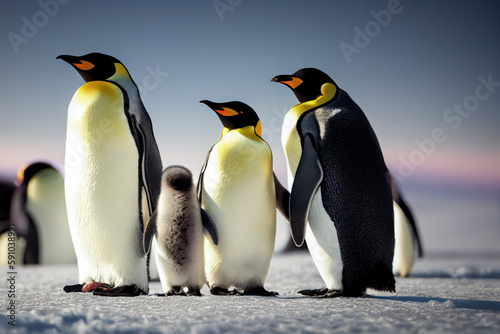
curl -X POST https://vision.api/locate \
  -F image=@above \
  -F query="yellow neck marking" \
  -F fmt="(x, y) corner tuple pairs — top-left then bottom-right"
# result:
(283, 82), (337, 175)
(289, 82), (337, 122)
(221, 121), (262, 139)
(221, 125), (262, 141)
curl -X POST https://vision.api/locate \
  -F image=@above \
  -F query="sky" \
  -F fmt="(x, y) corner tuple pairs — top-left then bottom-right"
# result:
(0, 0), (499, 191)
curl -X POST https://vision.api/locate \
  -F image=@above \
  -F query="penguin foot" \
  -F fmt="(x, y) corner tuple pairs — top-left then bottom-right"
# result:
(298, 288), (364, 298)
(82, 281), (111, 292)
(298, 288), (342, 297)
(165, 286), (202, 297)
(244, 286), (279, 297)
(166, 286), (184, 296)
(63, 281), (110, 293)
(298, 288), (329, 296)
(210, 287), (242, 296)
(185, 287), (202, 296)
(93, 284), (146, 297)
(63, 284), (85, 293)
(153, 293), (167, 297)
(315, 290), (346, 298)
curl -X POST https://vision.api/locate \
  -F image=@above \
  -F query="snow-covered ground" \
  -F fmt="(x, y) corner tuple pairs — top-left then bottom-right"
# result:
(1, 252), (499, 334)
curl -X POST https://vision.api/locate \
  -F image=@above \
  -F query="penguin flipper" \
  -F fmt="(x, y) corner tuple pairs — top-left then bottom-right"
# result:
(201, 208), (218, 245)
(273, 172), (290, 221)
(196, 147), (213, 202)
(132, 120), (157, 221)
(290, 133), (323, 247)
(143, 210), (158, 255)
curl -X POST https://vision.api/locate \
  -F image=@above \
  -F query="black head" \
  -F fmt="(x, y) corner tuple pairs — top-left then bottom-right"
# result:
(57, 52), (124, 82)
(200, 100), (261, 135)
(15, 162), (55, 186)
(271, 68), (337, 103)
(162, 166), (193, 192)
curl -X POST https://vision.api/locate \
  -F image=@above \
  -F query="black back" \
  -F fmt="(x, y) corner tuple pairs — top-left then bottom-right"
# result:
(0, 180), (15, 222)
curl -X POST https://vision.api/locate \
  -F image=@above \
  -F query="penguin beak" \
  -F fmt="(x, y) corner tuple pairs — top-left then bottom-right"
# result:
(14, 165), (27, 186)
(200, 100), (238, 117)
(271, 75), (303, 89)
(57, 55), (95, 71)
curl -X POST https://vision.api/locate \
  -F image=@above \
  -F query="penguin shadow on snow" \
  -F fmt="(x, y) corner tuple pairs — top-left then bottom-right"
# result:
(368, 295), (500, 312)
(400, 268), (500, 279)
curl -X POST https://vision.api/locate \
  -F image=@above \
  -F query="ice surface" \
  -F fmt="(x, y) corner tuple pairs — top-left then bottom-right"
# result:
(1, 252), (500, 333)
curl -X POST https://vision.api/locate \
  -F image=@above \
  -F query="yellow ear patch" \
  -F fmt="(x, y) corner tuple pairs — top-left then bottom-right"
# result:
(282, 77), (303, 89)
(255, 121), (262, 137)
(113, 63), (132, 79)
(73, 60), (95, 71)
(215, 107), (239, 117)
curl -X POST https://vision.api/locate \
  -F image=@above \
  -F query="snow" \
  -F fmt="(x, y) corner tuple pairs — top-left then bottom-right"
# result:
(2, 252), (500, 333)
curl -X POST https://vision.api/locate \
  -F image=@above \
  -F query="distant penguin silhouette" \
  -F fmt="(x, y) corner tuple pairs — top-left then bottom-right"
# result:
(391, 177), (423, 277)
(7, 162), (74, 264)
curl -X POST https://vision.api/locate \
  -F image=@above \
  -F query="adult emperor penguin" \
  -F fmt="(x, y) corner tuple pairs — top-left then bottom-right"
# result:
(7, 162), (75, 264)
(272, 68), (395, 297)
(144, 165), (218, 296)
(391, 177), (423, 277)
(58, 52), (162, 296)
(198, 100), (288, 296)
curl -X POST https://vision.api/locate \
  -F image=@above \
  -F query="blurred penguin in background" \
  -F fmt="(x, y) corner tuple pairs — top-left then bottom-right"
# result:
(5, 162), (75, 264)
(0, 178), (16, 265)
(391, 177), (423, 277)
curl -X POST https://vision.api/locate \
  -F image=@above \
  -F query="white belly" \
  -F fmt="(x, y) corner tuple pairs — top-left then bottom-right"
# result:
(64, 82), (147, 291)
(202, 131), (276, 290)
(304, 188), (343, 290)
(154, 230), (205, 293)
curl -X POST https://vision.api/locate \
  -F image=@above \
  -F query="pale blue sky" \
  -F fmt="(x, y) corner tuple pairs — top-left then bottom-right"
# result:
(1, 0), (499, 190)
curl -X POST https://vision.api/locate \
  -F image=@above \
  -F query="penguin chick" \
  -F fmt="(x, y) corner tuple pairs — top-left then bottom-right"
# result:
(144, 166), (218, 296)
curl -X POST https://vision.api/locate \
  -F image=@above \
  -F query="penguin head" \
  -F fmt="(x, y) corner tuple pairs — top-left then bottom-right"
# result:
(162, 166), (193, 192)
(271, 68), (338, 103)
(57, 52), (132, 83)
(15, 162), (55, 187)
(200, 100), (262, 136)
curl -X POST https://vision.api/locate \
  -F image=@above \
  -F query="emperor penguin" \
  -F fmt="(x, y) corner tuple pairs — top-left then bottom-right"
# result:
(198, 100), (288, 296)
(58, 52), (162, 296)
(391, 177), (423, 277)
(272, 68), (395, 297)
(6, 162), (75, 264)
(143, 165), (218, 296)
